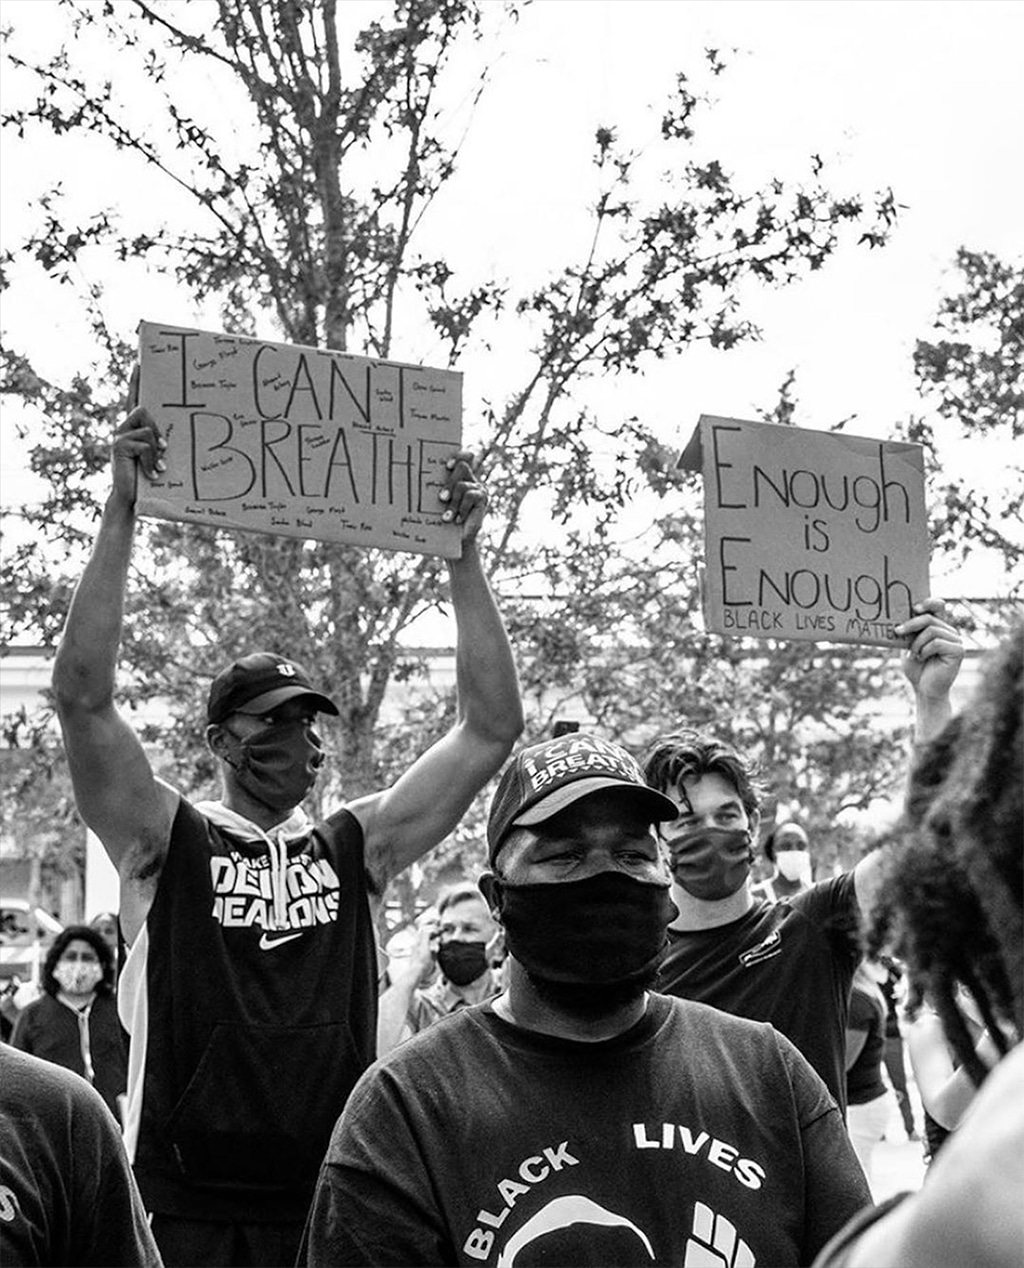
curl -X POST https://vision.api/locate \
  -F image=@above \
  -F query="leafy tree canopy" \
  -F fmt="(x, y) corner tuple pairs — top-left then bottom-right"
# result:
(899, 247), (1023, 587)
(3, 0), (992, 917)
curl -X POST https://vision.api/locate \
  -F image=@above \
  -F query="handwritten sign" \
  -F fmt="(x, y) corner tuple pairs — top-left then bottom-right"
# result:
(678, 415), (930, 647)
(136, 321), (463, 557)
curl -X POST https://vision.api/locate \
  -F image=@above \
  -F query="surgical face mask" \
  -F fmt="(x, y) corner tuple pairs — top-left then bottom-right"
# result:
(668, 826), (754, 901)
(223, 720), (324, 813)
(53, 960), (102, 996)
(776, 850), (811, 884)
(437, 939), (489, 987)
(490, 871), (677, 990)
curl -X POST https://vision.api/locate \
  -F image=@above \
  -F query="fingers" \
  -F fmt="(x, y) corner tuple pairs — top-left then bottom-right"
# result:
(416, 916), (439, 953)
(439, 449), (488, 535)
(896, 599), (948, 637)
(414, 919), (439, 978)
(896, 601), (964, 662)
(114, 406), (166, 480)
(909, 628), (963, 664)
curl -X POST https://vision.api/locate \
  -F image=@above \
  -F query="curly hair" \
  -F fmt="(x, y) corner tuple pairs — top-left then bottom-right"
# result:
(865, 623), (1023, 1087)
(42, 924), (116, 998)
(641, 730), (763, 817)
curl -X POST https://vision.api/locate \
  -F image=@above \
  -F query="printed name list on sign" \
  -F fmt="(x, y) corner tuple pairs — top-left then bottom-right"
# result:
(136, 321), (464, 558)
(678, 415), (930, 648)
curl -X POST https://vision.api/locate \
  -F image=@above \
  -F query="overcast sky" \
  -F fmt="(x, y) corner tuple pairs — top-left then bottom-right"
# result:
(1, 0), (1021, 596)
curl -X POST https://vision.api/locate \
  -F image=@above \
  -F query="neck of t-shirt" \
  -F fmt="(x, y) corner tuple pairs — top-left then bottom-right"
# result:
(668, 880), (755, 931)
(56, 991), (96, 1011)
(771, 871), (807, 897)
(496, 963), (652, 1043)
(484, 992), (666, 1057)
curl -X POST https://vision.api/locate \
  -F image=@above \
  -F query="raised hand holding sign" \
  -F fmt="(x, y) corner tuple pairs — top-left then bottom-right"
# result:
(136, 321), (464, 557)
(679, 415), (930, 647)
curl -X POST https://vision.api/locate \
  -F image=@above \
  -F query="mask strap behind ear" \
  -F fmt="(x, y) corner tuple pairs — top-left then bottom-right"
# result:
(216, 728), (245, 775)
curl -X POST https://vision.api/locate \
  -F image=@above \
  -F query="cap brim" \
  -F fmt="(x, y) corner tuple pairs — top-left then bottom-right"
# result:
(514, 777), (678, 828)
(234, 686), (341, 718)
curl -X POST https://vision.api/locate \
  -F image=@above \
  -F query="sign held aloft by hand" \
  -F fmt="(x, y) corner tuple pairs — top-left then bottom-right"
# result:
(678, 415), (930, 647)
(136, 321), (464, 557)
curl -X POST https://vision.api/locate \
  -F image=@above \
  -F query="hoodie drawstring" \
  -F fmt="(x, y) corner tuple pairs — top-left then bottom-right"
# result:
(195, 801), (310, 932)
(266, 831), (289, 931)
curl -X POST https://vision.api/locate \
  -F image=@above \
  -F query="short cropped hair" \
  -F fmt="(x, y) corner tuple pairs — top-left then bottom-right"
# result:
(642, 730), (763, 818)
(42, 924), (116, 998)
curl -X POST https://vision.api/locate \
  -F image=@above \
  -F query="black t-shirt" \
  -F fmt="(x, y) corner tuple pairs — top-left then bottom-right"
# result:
(0, 1045), (160, 1267)
(300, 993), (871, 1267)
(846, 984), (888, 1105)
(657, 873), (861, 1112)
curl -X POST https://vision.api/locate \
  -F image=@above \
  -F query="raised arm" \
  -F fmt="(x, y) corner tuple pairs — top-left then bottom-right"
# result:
(853, 599), (964, 914)
(376, 915), (438, 1057)
(906, 1006), (1001, 1131)
(52, 404), (179, 943)
(350, 455), (523, 893)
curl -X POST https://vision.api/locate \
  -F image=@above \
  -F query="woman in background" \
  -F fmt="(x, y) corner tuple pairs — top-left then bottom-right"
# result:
(12, 923), (127, 1121)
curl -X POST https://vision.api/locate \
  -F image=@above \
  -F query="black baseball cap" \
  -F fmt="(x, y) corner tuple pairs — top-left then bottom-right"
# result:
(486, 733), (678, 864)
(207, 652), (340, 724)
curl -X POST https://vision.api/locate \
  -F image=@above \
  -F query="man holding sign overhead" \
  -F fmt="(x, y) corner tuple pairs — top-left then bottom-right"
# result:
(643, 414), (965, 1113)
(52, 379), (523, 1267)
(643, 601), (963, 1116)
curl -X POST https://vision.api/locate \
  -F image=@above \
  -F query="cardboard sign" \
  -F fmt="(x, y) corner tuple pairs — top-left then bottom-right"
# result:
(136, 322), (463, 557)
(678, 415), (930, 647)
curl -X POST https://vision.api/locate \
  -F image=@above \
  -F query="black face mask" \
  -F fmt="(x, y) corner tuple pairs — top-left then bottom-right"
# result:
(490, 871), (677, 990)
(437, 940), (489, 987)
(667, 826), (753, 901)
(223, 721), (324, 814)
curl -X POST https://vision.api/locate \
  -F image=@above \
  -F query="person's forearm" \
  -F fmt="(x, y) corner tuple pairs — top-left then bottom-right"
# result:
(912, 686), (953, 747)
(448, 541), (523, 743)
(923, 1030), (1000, 1130)
(53, 493), (136, 709)
(376, 970), (420, 1057)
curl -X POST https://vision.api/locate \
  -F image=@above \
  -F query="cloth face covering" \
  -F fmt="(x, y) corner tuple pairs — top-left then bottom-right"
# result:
(776, 849), (812, 884)
(491, 871), (676, 988)
(437, 940), (489, 987)
(669, 826), (754, 901)
(53, 961), (102, 995)
(226, 720), (324, 813)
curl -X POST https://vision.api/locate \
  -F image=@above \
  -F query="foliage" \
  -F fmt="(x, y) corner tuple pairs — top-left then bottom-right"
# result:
(0, 708), (83, 909)
(1, 0), (910, 917)
(900, 247), (1023, 589)
(499, 374), (916, 882)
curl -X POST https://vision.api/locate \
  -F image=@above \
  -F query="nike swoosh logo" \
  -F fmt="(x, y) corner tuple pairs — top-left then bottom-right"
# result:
(258, 931), (304, 951)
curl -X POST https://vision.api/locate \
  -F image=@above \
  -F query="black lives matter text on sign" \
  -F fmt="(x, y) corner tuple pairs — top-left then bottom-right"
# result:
(136, 321), (464, 558)
(678, 415), (930, 648)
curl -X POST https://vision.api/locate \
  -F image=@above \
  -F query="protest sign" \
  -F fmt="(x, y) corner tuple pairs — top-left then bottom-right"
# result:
(678, 415), (930, 647)
(136, 321), (464, 557)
